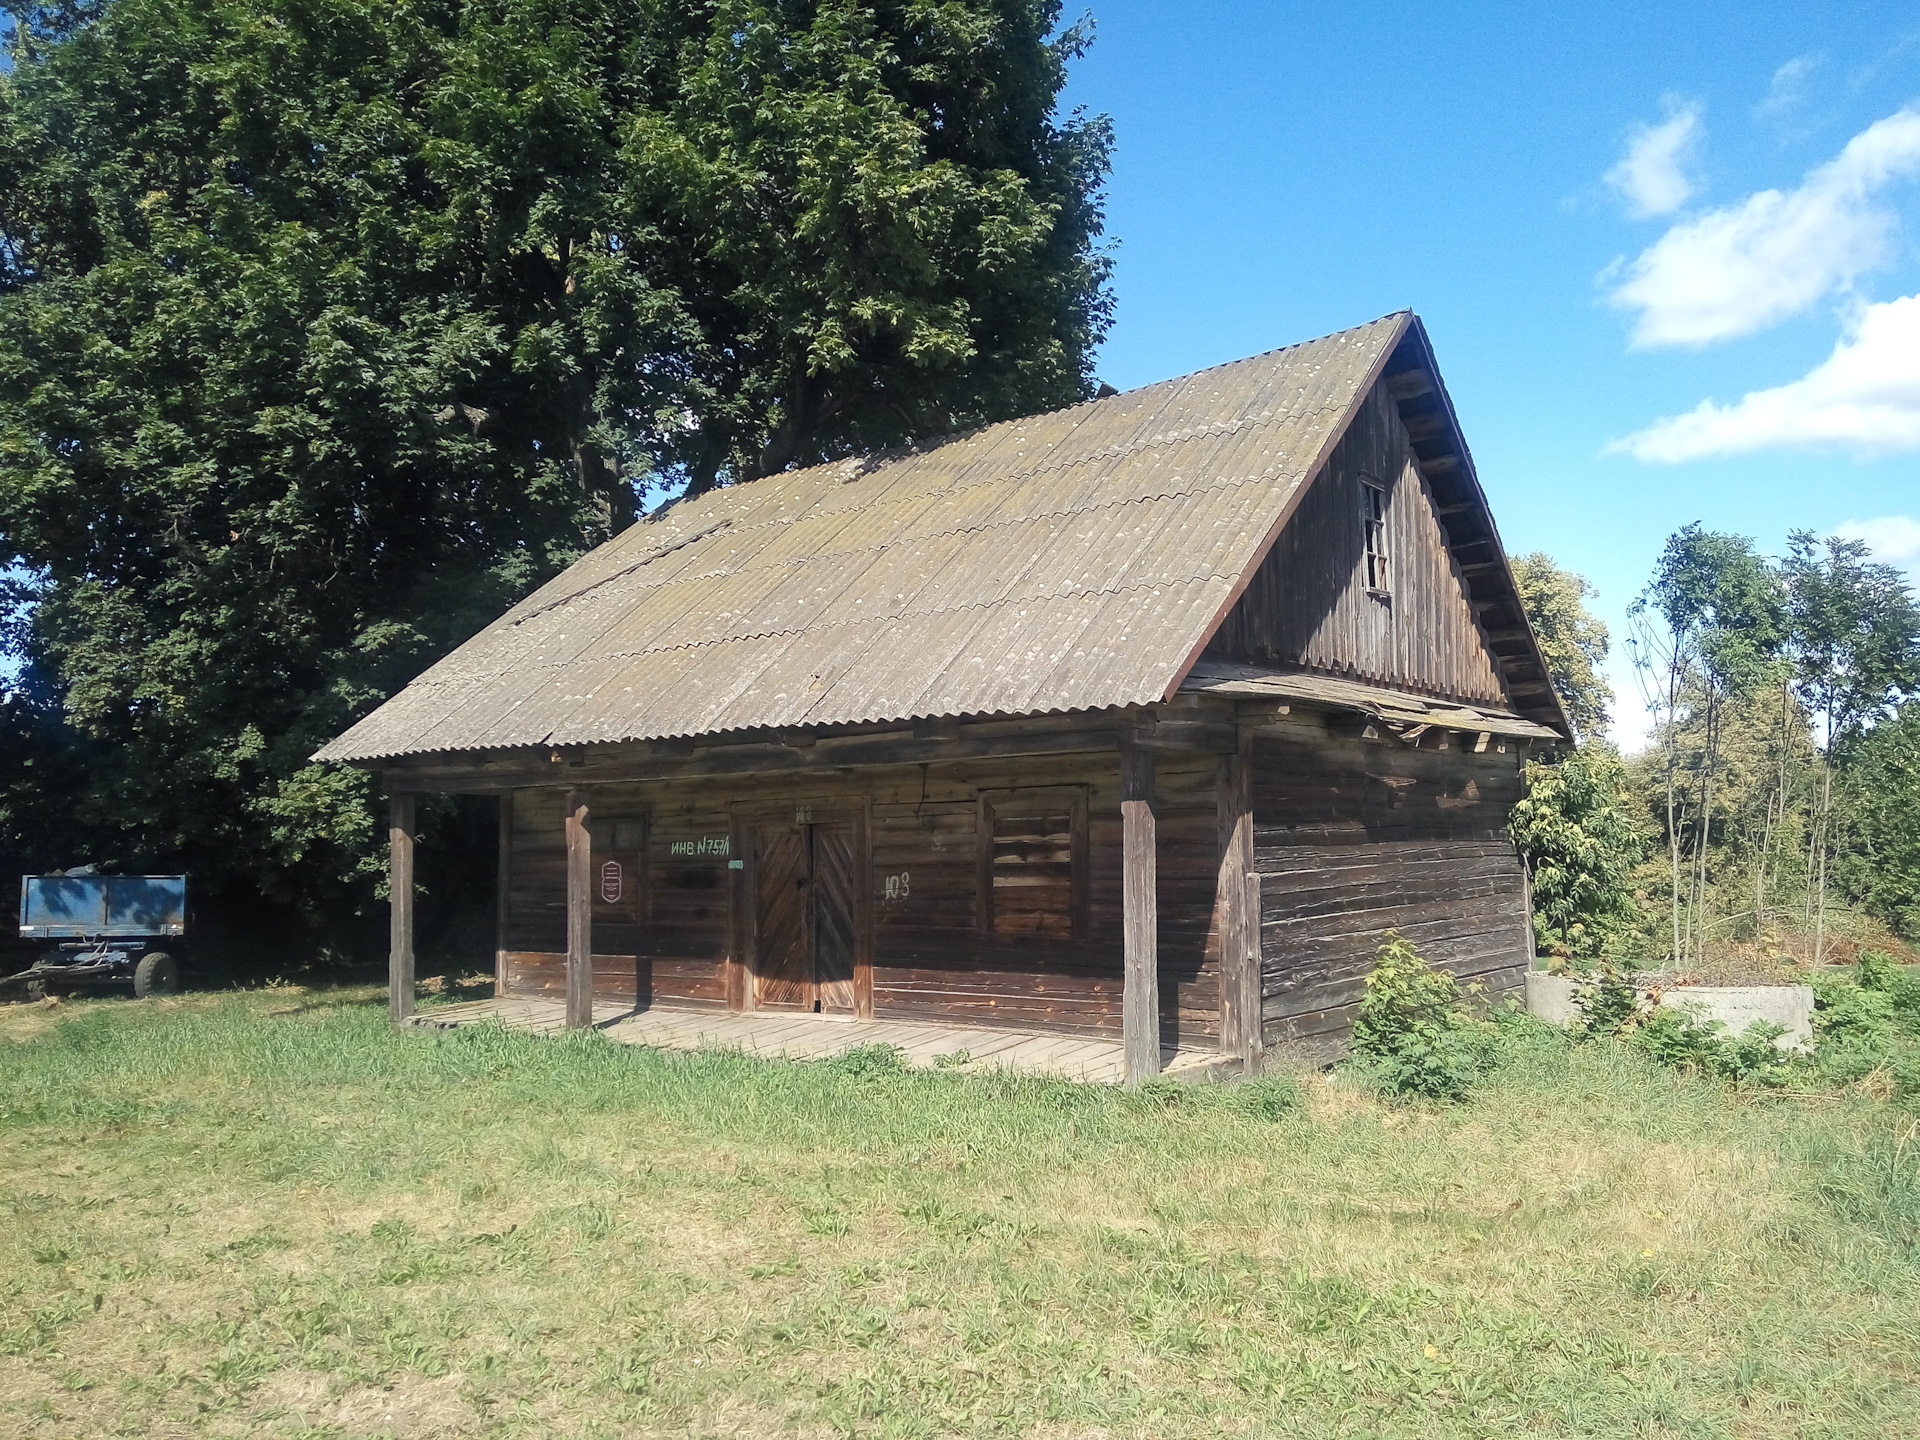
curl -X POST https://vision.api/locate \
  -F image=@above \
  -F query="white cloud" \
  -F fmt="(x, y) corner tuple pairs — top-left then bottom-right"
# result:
(1606, 106), (1920, 348)
(1610, 293), (1920, 461)
(1835, 514), (1920, 571)
(1755, 53), (1822, 119)
(1605, 102), (1702, 218)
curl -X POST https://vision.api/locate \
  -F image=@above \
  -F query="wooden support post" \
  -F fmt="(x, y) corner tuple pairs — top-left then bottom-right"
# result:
(495, 792), (513, 998)
(387, 792), (416, 1025)
(1244, 870), (1262, 1055)
(1216, 729), (1262, 1068)
(565, 788), (593, 1029)
(1121, 740), (1159, 1084)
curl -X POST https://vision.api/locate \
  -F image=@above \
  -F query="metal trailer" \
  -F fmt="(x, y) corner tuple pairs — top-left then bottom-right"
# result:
(4, 874), (188, 999)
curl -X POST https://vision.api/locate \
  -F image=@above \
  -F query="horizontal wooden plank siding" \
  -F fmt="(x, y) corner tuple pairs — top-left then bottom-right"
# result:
(496, 736), (1222, 1045)
(1250, 714), (1530, 1062)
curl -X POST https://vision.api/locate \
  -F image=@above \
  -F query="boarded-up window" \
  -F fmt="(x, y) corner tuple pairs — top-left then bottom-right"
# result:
(978, 788), (1087, 938)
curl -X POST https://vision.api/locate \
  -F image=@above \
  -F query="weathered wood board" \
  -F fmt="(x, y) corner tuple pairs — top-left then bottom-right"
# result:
(1249, 711), (1530, 1060)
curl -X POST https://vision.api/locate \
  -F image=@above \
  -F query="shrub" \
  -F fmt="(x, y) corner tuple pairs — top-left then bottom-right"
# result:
(1509, 743), (1645, 961)
(823, 1044), (907, 1079)
(1810, 970), (1895, 1048)
(1574, 962), (1643, 1037)
(1625, 1005), (1721, 1070)
(1622, 1006), (1793, 1085)
(1348, 932), (1483, 1102)
(1856, 950), (1920, 1029)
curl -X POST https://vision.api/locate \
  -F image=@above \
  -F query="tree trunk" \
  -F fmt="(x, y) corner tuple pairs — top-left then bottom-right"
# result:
(1693, 687), (1719, 967)
(1813, 763), (1833, 965)
(1665, 725), (1683, 966)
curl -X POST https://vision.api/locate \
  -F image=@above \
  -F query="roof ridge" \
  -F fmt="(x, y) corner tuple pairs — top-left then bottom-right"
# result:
(427, 472), (1289, 679)
(633, 312), (1405, 522)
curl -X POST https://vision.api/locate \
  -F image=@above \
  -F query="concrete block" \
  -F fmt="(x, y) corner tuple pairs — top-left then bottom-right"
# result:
(1523, 970), (1814, 1050)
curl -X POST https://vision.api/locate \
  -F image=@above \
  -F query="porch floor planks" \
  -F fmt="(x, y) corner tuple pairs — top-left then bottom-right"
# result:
(401, 997), (1235, 1085)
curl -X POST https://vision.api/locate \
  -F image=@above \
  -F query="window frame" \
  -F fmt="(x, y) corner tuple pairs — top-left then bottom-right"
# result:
(975, 786), (1089, 941)
(1360, 476), (1390, 596)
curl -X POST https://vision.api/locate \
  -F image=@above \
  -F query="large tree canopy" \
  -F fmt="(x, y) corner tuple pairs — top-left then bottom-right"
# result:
(0, 0), (1113, 914)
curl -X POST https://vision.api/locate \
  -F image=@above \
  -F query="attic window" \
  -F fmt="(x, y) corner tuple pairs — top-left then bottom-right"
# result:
(1361, 479), (1389, 594)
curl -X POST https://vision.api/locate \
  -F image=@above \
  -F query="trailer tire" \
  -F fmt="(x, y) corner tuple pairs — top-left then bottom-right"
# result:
(134, 952), (179, 998)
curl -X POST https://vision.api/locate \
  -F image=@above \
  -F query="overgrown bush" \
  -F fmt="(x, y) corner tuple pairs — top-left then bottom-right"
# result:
(1627, 1008), (1793, 1085)
(1809, 966), (1902, 1048)
(1804, 958), (1920, 1097)
(1509, 742), (1645, 962)
(1573, 964), (1795, 1086)
(1574, 962), (1643, 1037)
(1348, 932), (1484, 1102)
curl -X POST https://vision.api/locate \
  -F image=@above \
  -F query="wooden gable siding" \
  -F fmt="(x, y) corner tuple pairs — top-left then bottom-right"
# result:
(1249, 712), (1530, 1061)
(1205, 377), (1508, 707)
(499, 748), (1223, 1046)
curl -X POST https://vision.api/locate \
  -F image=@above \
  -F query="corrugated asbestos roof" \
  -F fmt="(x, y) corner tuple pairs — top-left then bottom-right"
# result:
(318, 313), (1419, 763)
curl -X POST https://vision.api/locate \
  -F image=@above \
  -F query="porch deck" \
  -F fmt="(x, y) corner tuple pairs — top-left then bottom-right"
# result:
(405, 997), (1238, 1085)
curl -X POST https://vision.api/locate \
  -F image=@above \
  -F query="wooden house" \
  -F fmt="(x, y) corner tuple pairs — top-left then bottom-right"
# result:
(317, 312), (1567, 1080)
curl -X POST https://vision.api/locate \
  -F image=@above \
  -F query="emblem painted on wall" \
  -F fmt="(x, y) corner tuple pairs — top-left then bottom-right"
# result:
(599, 859), (625, 904)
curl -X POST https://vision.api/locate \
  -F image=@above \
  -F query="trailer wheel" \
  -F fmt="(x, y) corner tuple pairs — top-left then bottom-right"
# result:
(134, 952), (179, 998)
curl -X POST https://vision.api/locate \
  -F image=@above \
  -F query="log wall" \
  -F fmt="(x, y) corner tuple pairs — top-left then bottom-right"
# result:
(1250, 712), (1530, 1062)
(487, 705), (1533, 1058)
(498, 745), (1223, 1044)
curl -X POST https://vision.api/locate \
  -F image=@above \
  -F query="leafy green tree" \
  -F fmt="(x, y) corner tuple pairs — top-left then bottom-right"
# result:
(1509, 741), (1644, 962)
(1834, 703), (1920, 942)
(1628, 525), (1785, 964)
(1509, 551), (1612, 740)
(631, 0), (1115, 492)
(0, 1), (1112, 918)
(1783, 532), (1920, 958)
(1784, 533), (1920, 748)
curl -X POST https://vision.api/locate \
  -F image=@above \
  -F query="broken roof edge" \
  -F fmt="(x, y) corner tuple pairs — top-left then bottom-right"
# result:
(1179, 660), (1562, 740)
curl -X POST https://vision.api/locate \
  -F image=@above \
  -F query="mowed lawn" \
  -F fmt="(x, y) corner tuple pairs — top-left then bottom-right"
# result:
(1, 988), (1916, 1439)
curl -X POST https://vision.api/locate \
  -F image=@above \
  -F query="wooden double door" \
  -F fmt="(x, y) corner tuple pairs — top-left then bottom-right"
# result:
(750, 816), (864, 1015)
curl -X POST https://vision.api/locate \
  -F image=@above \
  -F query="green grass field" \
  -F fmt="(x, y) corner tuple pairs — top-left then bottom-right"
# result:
(1, 987), (1916, 1439)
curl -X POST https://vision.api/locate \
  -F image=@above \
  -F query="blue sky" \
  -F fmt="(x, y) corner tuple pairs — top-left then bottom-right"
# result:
(1060, 2), (1920, 747)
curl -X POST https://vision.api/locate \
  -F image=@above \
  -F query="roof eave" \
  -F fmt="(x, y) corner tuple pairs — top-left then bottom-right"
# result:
(1377, 318), (1574, 740)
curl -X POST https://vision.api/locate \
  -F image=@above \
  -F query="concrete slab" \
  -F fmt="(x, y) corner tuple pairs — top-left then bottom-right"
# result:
(1524, 971), (1814, 1050)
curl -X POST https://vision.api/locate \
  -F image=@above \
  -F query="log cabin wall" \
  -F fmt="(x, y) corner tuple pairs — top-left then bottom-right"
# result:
(1205, 377), (1509, 708)
(1250, 709), (1531, 1062)
(498, 744), (1223, 1045)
